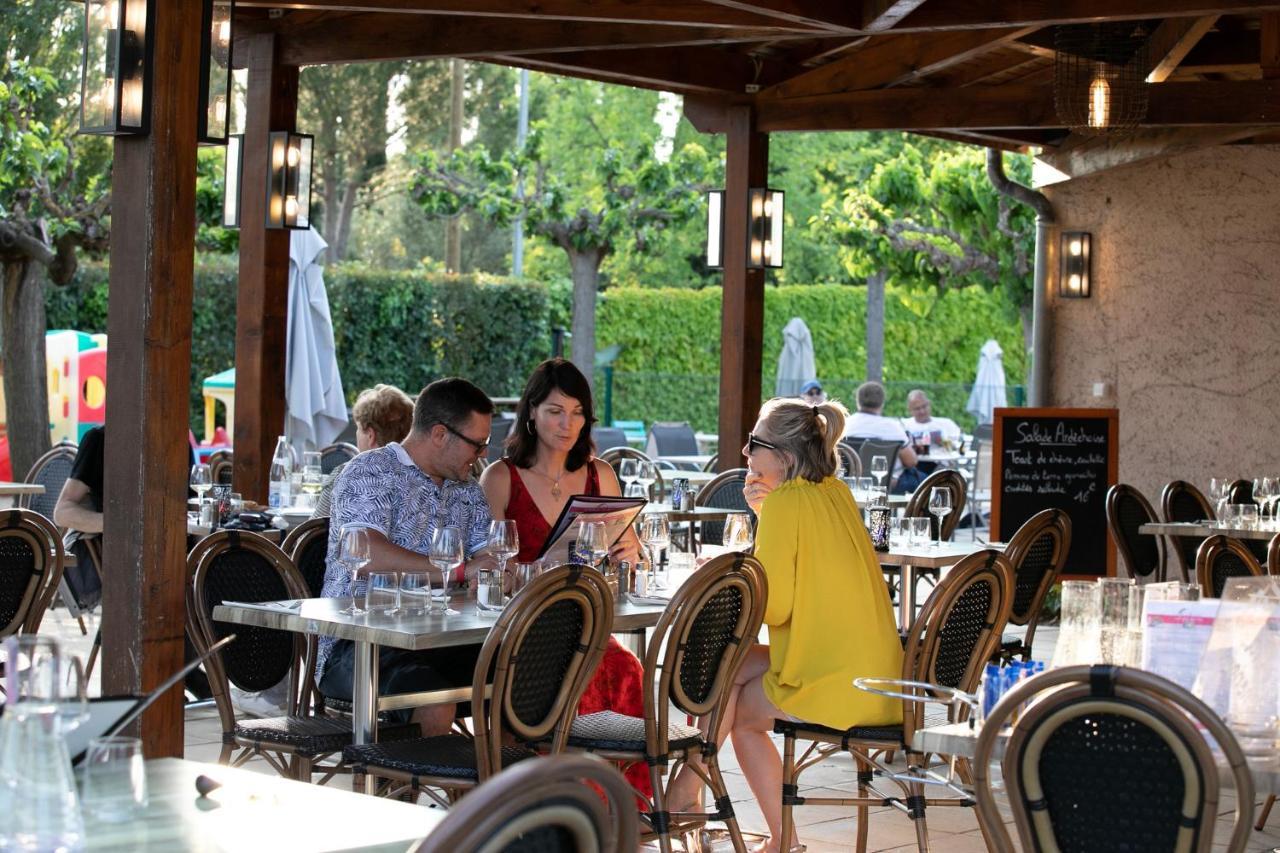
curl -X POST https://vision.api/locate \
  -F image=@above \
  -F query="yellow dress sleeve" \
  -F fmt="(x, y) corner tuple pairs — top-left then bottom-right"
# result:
(755, 487), (798, 627)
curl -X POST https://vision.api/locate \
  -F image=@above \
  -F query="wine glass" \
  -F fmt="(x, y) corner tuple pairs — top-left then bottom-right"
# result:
(579, 520), (610, 569)
(190, 463), (213, 516)
(1208, 477), (1229, 520)
(337, 524), (370, 615)
(1253, 477), (1274, 522)
(639, 514), (670, 591)
(429, 526), (463, 615)
(723, 513), (753, 552)
(870, 455), (889, 495)
(635, 462), (658, 502)
(928, 487), (953, 548)
(618, 459), (639, 495)
(300, 452), (324, 504)
(487, 519), (519, 577)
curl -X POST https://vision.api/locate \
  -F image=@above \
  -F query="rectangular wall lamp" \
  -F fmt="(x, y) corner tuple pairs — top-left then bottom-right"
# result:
(1059, 231), (1092, 298)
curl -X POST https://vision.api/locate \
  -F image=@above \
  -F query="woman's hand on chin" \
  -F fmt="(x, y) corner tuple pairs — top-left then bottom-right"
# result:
(743, 473), (773, 514)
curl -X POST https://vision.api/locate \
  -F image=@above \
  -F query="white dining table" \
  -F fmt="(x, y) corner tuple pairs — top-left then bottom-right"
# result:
(1140, 521), (1279, 543)
(879, 542), (1007, 630)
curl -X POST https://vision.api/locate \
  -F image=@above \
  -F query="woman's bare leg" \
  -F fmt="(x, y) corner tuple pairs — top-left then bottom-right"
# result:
(729, 673), (797, 852)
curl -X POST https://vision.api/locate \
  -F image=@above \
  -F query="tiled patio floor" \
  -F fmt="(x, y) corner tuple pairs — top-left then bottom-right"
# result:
(42, 606), (1280, 852)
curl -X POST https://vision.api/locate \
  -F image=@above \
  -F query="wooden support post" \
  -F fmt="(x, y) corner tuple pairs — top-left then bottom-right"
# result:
(101, 0), (202, 758)
(717, 106), (767, 472)
(233, 34), (297, 502)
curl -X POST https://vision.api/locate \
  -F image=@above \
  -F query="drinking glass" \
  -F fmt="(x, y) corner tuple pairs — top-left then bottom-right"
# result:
(1209, 477), (1229, 519)
(618, 459), (639, 495)
(891, 517), (913, 549)
(639, 514), (670, 591)
(487, 519), (519, 577)
(190, 463), (212, 511)
(513, 561), (541, 595)
(81, 736), (147, 823)
(870, 455), (889, 493)
(300, 452), (324, 505)
(337, 524), (370, 616)
(1097, 577), (1136, 665)
(365, 572), (398, 614)
(1254, 477), (1275, 521)
(624, 482), (648, 499)
(928, 488), (952, 547)
(1052, 580), (1102, 668)
(476, 568), (507, 613)
(398, 573), (429, 617)
(1236, 503), (1259, 530)
(579, 520), (610, 568)
(855, 477), (875, 504)
(228, 492), (244, 514)
(635, 462), (658, 502)
(723, 513), (754, 552)
(909, 516), (931, 547)
(429, 526), (463, 616)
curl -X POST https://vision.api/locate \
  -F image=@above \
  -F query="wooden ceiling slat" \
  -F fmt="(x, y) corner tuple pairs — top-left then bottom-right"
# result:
(484, 47), (783, 96)
(890, 1), (1280, 33)
(696, 0), (860, 31)
(862, 0), (930, 32)
(1147, 15), (1220, 82)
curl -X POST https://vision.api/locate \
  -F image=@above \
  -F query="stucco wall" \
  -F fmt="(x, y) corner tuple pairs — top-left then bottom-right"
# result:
(1042, 144), (1280, 504)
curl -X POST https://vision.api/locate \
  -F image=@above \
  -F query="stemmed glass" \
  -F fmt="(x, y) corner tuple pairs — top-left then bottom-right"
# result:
(723, 513), (753, 552)
(1254, 477), (1274, 522)
(1208, 477), (1229, 520)
(190, 463), (212, 518)
(928, 487), (953, 548)
(429, 526), (463, 616)
(579, 520), (610, 569)
(618, 460), (639, 496)
(487, 519), (519, 578)
(337, 524), (370, 615)
(300, 451), (324, 505)
(870, 455), (889, 496)
(635, 462), (658, 502)
(639, 514), (670, 591)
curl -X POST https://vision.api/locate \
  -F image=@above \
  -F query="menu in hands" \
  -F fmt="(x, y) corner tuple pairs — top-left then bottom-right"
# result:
(538, 494), (646, 563)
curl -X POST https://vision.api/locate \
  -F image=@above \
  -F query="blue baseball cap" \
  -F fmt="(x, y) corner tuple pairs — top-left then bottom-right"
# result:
(800, 380), (822, 394)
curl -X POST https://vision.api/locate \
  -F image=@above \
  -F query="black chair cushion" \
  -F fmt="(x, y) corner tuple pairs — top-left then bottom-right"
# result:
(566, 710), (702, 753)
(343, 735), (536, 780)
(235, 716), (419, 758)
(772, 718), (905, 746)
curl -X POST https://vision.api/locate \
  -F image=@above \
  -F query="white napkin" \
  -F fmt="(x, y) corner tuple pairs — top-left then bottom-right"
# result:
(221, 599), (303, 612)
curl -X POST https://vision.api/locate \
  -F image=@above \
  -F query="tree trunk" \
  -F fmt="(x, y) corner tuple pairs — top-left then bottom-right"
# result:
(330, 179), (359, 261)
(321, 163), (341, 251)
(2, 259), (52, 478)
(567, 248), (603, 388)
(865, 270), (886, 382)
(445, 59), (464, 273)
(1019, 301), (1034, 362)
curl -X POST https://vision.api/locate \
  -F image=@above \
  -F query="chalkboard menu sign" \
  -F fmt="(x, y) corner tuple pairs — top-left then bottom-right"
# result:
(990, 407), (1118, 580)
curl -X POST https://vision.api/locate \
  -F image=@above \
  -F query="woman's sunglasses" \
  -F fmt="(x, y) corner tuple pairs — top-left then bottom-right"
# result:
(746, 433), (779, 455)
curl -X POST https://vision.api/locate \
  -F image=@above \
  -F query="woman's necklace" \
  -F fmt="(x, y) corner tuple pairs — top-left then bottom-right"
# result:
(526, 462), (567, 499)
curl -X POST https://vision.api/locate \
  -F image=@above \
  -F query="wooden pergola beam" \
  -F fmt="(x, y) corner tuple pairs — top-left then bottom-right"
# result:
(862, 0), (930, 32)
(755, 79), (1280, 131)
(891, 1), (1280, 32)
(1036, 125), (1268, 180)
(488, 47), (784, 96)
(1147, 15), (1220, 82)
(101, 0), (203, 758)
(697, 0), (860, 31)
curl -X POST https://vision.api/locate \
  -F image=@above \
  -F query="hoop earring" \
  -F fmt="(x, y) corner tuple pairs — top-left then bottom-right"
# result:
(526, 421), (534, 435)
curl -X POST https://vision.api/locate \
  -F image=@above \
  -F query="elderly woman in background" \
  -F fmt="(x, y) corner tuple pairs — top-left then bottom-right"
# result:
(665, 397), (904, 853)
(313, 383), (414, 517)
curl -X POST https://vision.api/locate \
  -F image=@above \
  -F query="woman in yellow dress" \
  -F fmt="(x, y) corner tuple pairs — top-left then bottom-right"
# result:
(666, 397), (903, 853)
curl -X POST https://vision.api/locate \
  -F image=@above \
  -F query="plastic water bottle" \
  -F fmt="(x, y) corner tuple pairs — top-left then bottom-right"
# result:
(268, 436), (292, 510)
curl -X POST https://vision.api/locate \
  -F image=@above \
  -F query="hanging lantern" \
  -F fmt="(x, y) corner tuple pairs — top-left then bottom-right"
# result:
(1054, 23), (1149, 136)
(198, 0), (235, 145)
(80, 0), (155, 135)
(266, 131), (314, 230)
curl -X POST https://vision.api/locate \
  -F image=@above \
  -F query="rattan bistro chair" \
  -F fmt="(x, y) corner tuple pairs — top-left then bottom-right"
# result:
(896, 468), (967, 607)
(0, 509), (66, 640)
(599, 447), (664, 501)
(775, 549), (1014, 853)
(1160, 480), (1215, 584)
(20, 440), (78, 521)
(208, 449), (234, 486)
(344, 565), (613, 807)
(1195, 534), (1263, 599)
(562, 552), (766, 853)
(1226, 478), (1254, 505)
(281, 516), (329, 598)
(836, 442), (861, 479)
(416, 754), (638, 853)
(187, 531), (413, 783)
(844, 438), (904, 490)
(1106, 484), (1165, 582)
(998, 509), (1071, 663)
(318, 442), (359, 475)
(973, 665), (1255, 853)
(693, 467), (751, 549)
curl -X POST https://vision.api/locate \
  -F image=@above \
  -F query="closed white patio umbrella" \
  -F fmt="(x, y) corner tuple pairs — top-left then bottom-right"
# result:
(776, 317), (817, 398)
(285, 227), (348, 453)
(966, 339), (1008, 425)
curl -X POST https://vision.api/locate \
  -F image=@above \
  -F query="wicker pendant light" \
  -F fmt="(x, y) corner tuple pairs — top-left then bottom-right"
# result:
(1054, 23), (1150, 135)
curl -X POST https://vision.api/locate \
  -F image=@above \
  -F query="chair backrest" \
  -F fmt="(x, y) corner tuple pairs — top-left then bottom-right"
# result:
(208, 449), (234, 486)
(21, 441), (79, 520)
(971, 423), (994, 443)
(903, 468), (967, 541)
(973, 665), (1254, 853)
(318, 443), (359, 475)
(641, 552), (767, 758)
(1003, 509), (1071, 632)
(1270, 533), (1280, 577)
(972, 440), (992, 494)
(187, 531), (311, 734)
(0, 509), (65, 639)
(1195, 534), (1263, 598)
(901, 549), (1013, 736)
(695, 468), (751, 545)
(281, 516), (330, 598)
(835, 443), (860, 479)
(646, 422), (698, 458)
(488, 418), (514, 464)
(846, 437), (904, 484)
(701, 453), (719, 473)
(597, 447), (663, 500)
(471, 565), (613, 782)
(590, 427), (629, 453)
(416, 754), (638, 853)
(1226, 478), (1254, 505)
(1105, 484), (1164, 581)
(1160, 480), (1214, 583)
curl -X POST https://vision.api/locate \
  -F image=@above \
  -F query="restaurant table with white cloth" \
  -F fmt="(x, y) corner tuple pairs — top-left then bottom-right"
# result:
(82, 757), (441, 851)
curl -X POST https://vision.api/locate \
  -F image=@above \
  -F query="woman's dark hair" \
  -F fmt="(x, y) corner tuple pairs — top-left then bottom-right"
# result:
(505, 358), (596, 471)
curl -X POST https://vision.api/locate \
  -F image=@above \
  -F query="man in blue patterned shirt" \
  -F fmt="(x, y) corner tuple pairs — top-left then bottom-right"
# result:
(316, 377), (496, 734)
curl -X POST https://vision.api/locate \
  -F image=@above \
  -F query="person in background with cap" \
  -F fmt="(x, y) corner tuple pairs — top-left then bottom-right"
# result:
(799, 380), (826, 406)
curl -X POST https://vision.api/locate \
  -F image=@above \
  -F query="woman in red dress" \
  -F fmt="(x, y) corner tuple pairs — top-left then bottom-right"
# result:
(480, 358), (649, 795)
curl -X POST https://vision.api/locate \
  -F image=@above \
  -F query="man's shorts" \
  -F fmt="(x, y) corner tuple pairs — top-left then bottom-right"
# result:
(318, 640), (484, 723)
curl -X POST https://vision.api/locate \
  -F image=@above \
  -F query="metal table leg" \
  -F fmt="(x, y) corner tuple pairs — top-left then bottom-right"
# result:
(898, 565), (916, 632)
(618, 629), (646, 657)
(352, 640), (380, 794)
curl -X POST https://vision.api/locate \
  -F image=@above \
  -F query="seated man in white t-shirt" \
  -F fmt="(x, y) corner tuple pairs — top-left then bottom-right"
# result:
(843, 381), (919, 489)
(901, 389), (963, 462)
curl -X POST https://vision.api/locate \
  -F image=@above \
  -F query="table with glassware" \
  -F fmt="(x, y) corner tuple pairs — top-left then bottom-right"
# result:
(1139, 521), (1280, 542)
(78, 757), (442, 851)
(0, 481), (43, 509)
(878, 542), (1007, 630)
